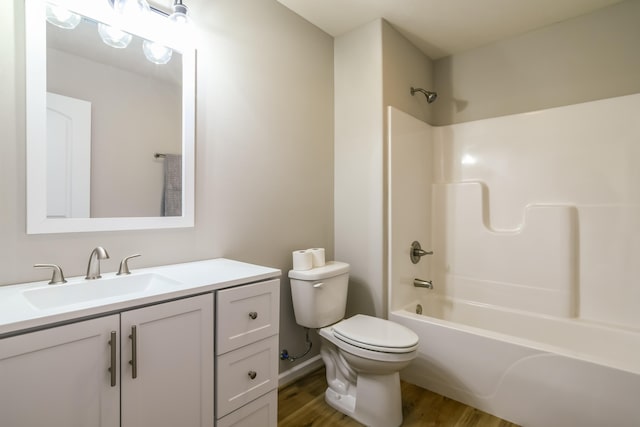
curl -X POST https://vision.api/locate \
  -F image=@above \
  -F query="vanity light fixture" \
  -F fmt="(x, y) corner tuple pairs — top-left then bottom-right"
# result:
(141, 0), (191, 65)
(168, 0), (190, 26)
(107, 0), (191, 26)
(45, 3), (81, 29)
(73, 0), (191, 64)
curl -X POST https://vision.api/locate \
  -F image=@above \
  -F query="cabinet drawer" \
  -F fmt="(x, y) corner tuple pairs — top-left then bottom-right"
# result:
(216, 335), (278, 417)
(216, 389), (277, 427)
(217, 279), (279, 354)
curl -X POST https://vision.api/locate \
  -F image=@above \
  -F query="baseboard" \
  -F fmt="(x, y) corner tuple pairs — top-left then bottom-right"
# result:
(278, 354), (324, 388)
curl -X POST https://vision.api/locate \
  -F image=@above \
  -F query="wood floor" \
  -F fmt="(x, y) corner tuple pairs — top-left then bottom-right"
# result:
(278, 368), (520, 427)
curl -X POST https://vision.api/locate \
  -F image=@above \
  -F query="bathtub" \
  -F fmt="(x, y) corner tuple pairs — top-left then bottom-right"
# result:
(389, 296), (640, 427)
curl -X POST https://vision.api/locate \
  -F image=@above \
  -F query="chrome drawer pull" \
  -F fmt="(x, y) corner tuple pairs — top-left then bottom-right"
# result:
(248, 311), (258, 320)
(129, 325), (138, 379)
(248, 370), (257, 380)
(108, 331), (116, 387)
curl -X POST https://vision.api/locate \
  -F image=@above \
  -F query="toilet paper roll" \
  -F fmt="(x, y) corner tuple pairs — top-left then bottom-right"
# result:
(292, 250), (313, 271)
(308, 248), (325, 268)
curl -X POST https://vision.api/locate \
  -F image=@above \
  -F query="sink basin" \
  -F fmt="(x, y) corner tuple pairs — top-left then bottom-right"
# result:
(23, 273), (182, 310)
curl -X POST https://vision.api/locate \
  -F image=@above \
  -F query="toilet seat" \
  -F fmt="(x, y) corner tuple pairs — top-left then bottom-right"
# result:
(331, 314), (419, 354)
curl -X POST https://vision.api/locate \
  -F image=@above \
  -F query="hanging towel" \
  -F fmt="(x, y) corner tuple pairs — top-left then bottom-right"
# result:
(161, 154), (182, 216)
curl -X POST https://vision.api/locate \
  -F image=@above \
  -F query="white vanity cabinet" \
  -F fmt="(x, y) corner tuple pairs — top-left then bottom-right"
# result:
(0, 293), (214, 427)
(0, 315), (120, 427)
(215, 279), (280, 427)
(0, 258), (282, 427)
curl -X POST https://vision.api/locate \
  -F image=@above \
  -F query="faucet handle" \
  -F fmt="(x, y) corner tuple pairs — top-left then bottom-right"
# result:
(117, 254), (141, 275)
(34, 264), (67, 285)
(410, 241), (433, 264)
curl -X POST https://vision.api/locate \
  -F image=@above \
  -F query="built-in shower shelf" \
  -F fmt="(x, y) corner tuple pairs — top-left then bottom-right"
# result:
(433, 182), (578, 318)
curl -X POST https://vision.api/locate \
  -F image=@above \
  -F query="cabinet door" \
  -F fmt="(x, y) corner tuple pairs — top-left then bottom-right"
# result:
(0, 315), (120, 427)
(121, 294), (214, 427)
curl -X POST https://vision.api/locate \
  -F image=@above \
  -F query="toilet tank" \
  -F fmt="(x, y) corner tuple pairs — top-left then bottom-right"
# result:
(288, 261), (349, 328)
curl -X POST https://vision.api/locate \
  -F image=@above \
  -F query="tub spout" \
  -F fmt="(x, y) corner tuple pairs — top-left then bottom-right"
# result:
(414, 278), (433, 289)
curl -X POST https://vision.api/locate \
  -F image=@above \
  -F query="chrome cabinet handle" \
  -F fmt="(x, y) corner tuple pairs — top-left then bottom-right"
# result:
(249, 311), (258, 320)
(108, 331), (117, 387)
(248, 371), (257, 380)
(129, 326), (138, 379)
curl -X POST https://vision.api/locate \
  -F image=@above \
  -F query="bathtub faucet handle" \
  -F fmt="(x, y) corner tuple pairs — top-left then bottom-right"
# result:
(410, 241), (433, 264)
(414, 278), (433, 289)
(414, 248), (432, 256)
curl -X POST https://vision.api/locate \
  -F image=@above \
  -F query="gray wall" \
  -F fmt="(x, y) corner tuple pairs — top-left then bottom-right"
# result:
(334, 20), (384, 318)
(1, 0), (334, 373)
(433, 0), (640, 125)
(382, 21), (434, 126)
(334, 19), (434, 319)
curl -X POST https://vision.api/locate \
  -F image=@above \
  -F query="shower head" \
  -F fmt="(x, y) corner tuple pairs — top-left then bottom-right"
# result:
(410, 87), (438, 104)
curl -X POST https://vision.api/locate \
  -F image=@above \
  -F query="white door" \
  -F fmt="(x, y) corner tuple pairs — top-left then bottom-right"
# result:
(0, 315), (120, 427)
(121, 294), (214, 427)
(46, 92), (91, 218)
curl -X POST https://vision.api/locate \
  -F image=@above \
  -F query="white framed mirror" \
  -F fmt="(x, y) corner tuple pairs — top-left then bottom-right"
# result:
(26, 0), (195, 234)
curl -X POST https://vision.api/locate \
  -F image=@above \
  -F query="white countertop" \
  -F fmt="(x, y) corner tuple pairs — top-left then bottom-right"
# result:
(0, 258), (281, 337)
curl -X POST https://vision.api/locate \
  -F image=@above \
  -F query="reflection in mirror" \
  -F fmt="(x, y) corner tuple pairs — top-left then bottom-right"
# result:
(26, 0), (195, 234)
(47, 17), (182, 218)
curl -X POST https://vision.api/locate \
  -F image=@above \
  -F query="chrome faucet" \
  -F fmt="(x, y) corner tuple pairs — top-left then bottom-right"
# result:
(85, 247), (110, 280)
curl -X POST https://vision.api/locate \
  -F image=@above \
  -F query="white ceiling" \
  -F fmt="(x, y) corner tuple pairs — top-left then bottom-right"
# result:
(275, 0), (626, 59)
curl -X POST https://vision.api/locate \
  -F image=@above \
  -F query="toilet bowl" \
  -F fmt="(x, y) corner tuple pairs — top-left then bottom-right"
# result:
(319, 314), (418, 427)
(288, 262), (419, 427)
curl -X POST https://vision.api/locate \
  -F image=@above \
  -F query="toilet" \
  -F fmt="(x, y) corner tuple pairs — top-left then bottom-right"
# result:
(289, 261), (418, 427)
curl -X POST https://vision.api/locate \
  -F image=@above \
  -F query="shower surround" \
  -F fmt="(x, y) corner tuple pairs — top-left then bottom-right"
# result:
(386, 94), (640, 426)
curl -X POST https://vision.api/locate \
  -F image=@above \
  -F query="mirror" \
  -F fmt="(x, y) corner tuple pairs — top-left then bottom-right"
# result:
(26, 0), (195, 234)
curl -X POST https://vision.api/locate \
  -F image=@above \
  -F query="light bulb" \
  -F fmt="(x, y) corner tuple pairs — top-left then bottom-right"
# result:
(142, 40), (173, 65)
(46, 3), (81, 29)
(98, 23), (133, 48)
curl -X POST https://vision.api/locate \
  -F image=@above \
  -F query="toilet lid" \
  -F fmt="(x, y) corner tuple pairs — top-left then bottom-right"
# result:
(332, 314), (419, 353)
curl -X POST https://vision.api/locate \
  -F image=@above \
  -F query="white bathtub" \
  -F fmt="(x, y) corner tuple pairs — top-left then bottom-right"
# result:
(389, 296), (640, 427)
